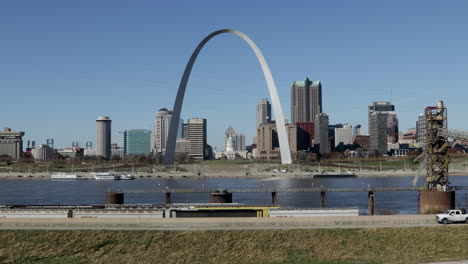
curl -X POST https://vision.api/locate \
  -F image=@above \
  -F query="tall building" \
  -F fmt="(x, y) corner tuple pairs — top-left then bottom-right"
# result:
(188, 118), (207, 159)
(286, 124), (298, 154)
(182, 123), (190, 139)
(233, 133), (246, 151)
(368, 102), (395, 117)
(368, 102), (399, 145)
(334, 124), (353, 147)
(154, 108), (172, 154)
(256, 98), (271, 128)
(0, 128), (24, 159)
(369, 112), (388, 155)
(256, 123), (280, 160)
(314, 113), (329, 154)
(416, 114), (427, 144)
(96, 116), (111, 159)
(124, 129), (152, 155)
(291, 78), (322, 124)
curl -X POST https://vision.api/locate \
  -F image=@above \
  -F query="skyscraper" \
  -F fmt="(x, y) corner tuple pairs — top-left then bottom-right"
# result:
(369, 112), (388, 155)
(314, 113), (329, 154)
(154, 108), (172, 154)
(124, 129), (152, 155)
(291, 78), (322, 124)
(96, 116), (111, 159)
(188, 118), (207, 159)
(256, 98), (271, 128)
(256, 123), (280, 160)
(369, 102), (399, 145)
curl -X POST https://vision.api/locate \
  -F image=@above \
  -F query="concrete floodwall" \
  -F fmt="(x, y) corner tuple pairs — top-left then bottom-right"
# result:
(0, 210), (69, 218)
(269, 208), (359, 218)
(75, 210), (164, 219)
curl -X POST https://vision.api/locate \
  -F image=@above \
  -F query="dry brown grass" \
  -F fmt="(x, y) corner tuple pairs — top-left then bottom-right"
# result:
(0, 226), (467, 264)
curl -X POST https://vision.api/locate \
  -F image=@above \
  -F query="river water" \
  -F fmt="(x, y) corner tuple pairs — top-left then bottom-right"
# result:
(1, 176), (467, 215)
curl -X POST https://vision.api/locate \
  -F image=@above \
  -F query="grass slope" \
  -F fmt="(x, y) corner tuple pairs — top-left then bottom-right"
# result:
(0, 226), (466, 264)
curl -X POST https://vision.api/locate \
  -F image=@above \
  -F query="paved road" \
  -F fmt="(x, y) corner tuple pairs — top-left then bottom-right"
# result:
(1, 215), (465, 230)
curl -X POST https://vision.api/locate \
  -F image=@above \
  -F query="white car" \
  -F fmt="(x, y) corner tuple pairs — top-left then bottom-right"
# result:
(436, 209), (468, 224)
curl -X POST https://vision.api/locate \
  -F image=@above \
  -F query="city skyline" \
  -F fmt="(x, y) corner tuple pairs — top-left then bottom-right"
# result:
(1, 1), (468, 150)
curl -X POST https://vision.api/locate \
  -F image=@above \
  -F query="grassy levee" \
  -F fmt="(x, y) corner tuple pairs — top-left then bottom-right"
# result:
(0, 226), (466, 264)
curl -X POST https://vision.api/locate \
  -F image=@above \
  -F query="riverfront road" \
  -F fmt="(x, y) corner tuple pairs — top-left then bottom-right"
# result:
(1, 215), (464, 231)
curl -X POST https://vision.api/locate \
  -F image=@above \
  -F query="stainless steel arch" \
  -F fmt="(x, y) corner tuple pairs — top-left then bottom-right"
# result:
(164, 29), (292, 164)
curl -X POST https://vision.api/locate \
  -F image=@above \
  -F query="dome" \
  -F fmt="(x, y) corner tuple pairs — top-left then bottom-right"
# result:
(158, 108), (171, 112)
(225, 126), (236, 134)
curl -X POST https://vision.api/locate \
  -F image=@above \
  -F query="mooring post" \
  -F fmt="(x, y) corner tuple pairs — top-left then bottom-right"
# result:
(320, 189), (328, 208)
(165, 192), (172, 205)
(368, 191), (375, 215)
(271, 192), (278, 205)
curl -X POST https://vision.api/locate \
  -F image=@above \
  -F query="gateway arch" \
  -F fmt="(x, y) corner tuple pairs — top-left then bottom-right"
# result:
(164, 29), (292, 165)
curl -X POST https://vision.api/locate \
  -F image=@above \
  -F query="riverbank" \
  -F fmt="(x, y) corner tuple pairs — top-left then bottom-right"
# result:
(0, 225), (466, 264)
(0, 170), (467, 180)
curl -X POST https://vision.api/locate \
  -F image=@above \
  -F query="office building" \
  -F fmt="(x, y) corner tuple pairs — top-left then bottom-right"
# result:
(291, 78), (322, 123)
(295, 122), (315, 150)
(0, 128), (24, 159)
(369, 112), (388, 155)
(188, 118), (207, 159)
(233, 133), (246, 151)
(286, 124), (298, 153)
(154, 108), (172, 154)
(175, 138), (190, 154)
(334, 124), (353, 147)
(124, 129), (152, 155)
(256, 123), (280, 160)
(314, 113), (329, 154)
(182, 123), (190, 139)
(368, 102), (399, 144)
(96, 116), (111, 159)
(256, 98), (271, 128)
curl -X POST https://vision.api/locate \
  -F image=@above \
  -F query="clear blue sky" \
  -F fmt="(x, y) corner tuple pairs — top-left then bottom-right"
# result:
(1, 1), (467, 150)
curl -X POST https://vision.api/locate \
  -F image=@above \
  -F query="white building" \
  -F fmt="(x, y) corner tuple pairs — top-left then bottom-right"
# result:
(31, 144), (55, 161)
(154, 108), (172, 154)
(334, 124), (353, 147)
(84, 148), (124, 158)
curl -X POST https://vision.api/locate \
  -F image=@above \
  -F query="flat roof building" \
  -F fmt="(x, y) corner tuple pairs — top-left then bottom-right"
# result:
(124, 129), (152, 155)
(0, 128), (25, 159)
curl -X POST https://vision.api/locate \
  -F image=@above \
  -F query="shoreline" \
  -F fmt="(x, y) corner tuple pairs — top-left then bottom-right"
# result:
(0, 171), (467, 180)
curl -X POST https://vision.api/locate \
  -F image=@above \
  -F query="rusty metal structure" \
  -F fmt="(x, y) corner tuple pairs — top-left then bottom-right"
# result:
(423, 101), (450, 191)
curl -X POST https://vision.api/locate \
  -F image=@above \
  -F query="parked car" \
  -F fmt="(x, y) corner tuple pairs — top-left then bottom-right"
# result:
(436, 209), (468, 224)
